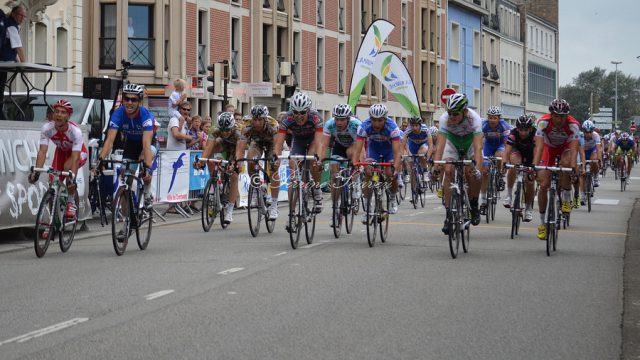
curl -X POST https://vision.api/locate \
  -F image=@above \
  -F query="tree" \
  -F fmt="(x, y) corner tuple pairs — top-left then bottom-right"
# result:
(559, 67), (640, 130)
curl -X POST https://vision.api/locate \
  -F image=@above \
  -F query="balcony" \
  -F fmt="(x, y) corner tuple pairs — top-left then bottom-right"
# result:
(482, 61), (490, 78)
(276, 56), (284, 83)
(231, 50), (239, 80)
(197, 44), (206, 74)
(99, 37), (116, 68)
(490, 14), (500, 31)
(338, 69), (344, 94)
(277, 0), (285, 11)
(263, 53), (270, 82)
(317, 65), (323, 90)
(263, 0), (270, 8)
(430, 31), (435, 52)
(128, 38), (155, 68)
(490, 64), (500, 80)
(291, 61), (299, 86)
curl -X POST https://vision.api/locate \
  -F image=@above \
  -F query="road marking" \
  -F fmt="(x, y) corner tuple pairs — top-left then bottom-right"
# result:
(629, 177), (640, 180)
(0, 318), (89, 346)
(300, 243), (323, 249)
(217, 267), (245, 275)
(274, 252), (287, 257)
(594, 199), (620, 205)
(408, 211), (425, 217)
(227, 291), (238, 295)
(144, 290), (175, 301)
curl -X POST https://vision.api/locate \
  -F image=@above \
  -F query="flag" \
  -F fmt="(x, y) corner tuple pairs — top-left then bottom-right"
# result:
(371, 52), (421, 117)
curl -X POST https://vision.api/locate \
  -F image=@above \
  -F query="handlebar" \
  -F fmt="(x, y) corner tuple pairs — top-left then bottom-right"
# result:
(534, 165), (574, 172)
(194, 156), (230, 166)
(32, 166), (75, 180)
(278, 154), (319, 161)
(353, 161), (393, 167)
(433, 160), (474, 165)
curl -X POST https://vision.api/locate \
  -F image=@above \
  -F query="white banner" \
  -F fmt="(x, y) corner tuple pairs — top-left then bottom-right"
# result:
(158, 150), (190, 203)
(347, 19), (395, 109)
(371, 51), (421, 117)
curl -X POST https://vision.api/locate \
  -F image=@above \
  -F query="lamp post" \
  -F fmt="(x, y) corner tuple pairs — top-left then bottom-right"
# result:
(611, 61), (622, 131)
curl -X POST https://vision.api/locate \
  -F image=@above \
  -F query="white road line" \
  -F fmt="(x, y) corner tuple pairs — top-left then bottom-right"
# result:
(594, 199), (620, 205)
(0, 318), (89, 346)
(424, 195), (436, 199)
(217, 267), (245, 275)
(629, 177), (640, 180)
(144, 290), (175, 301)
(227, 291), (238, 295)
(273, 252), (287, 257)
(407, 211), (425, 217)
(300, 243), (323, 249)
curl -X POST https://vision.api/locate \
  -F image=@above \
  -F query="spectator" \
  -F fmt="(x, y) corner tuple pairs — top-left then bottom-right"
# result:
(224, 104), (235, 113)
(168, 78), (187, 122)
(0, 3), (27, 120)
(201, 116), (212, 145)
(166, 101), (198, 150)
(233, 111), (243, 125)
(189, 115), (203, 150)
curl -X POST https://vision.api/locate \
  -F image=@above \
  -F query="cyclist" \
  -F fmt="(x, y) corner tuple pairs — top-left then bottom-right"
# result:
(320, 104), (362, 223)
(480, 106), (511, 213)
(533, 99), (580, 240)
(615, 132), (635, 183)
(401, 116), (433, 193)
(29, 100), (88, 223)
(197, 112), (242, 224)
(237, 105), (281, 220)
(400, 119), (409, 133)
(578, 120), (602, 202)
(502, 114), (536, 222)
(432, 93), (484, 233)
(273, 92), (325, 212)
(97, 84), (156, 209)
(352, 103), (403, 222)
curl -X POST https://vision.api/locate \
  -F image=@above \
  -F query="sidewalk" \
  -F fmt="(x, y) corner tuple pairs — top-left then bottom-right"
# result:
(622, 198), (640, 359)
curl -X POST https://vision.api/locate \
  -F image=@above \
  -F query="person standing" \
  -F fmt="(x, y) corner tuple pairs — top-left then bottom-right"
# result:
(0, 3), (27, 119)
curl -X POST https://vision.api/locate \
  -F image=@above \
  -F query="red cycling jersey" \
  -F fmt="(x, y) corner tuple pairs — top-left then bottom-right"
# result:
(535, 114), (580, 166)
(39, 121), (88, 170)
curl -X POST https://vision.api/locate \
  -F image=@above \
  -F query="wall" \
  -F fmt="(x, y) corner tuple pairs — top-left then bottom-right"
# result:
(447, 2), (481, 108)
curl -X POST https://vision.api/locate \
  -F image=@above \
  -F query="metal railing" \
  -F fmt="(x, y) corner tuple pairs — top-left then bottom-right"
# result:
(402, 23), (407, 47)
(263, 53), (270, 81)
(317, 65), (323, 90)
(293, 0), (300, 18)
(490, 64), (500, 80)
(361, 11), (367, 34)
(431, 84), (435, 104)
(277, 56), (284, 83)
(231, 50), (239, 80)
(99, 37), (116, 68)
(422, 30), (427, 50)
(430, 31), (435, 52)
(198, 44), (206, 74)
(482, 61), (490, 77)
(128, 38), (155, 68)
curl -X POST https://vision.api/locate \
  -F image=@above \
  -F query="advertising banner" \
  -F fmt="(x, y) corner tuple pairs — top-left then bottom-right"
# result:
(371, 51), (421, 117)
(158, 150), (190, 203)
(189, 151), (207, 191)
(347, 19), (395, 109)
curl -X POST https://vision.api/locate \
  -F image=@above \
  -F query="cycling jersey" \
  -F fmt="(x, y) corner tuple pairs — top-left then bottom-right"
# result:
(323, 117), (361, 148)
(210, 128), (243, 160)
(241, 116), (278, 148)
(279, 110), (323, 155)
(108, 106), (155, 159)
(403, 124), (431, 155)
(482, 119), (510, 156)
(535, 114), (581, 148)
(40, 120), (88, 170)
(506, 128), (535, 166)
(438, 109), (483, 159)
(616, 139), (635, 152)
(357, 117), (401, 162)
(582, 132), (601, 151)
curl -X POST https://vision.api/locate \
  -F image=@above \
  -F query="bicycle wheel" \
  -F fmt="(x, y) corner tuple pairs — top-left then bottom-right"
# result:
(586, 174), (592, 213)
(247, 184), (262, 237)
(485, 178), (493, 224)
(510, 184), (521, 239)
(332, 180), (343, 238)
(288, 188), (303, 249)
(461, 193), (471, 253)
(345, 185), (354, 234)
(265, 191), (276, 233)
(304, 188), (316, 244)
(546, 188), (555, 256)
(448, 191), (460, 259)
(201, 178), (218, 232)
(419, 173), (426, 208)
(220, 180), (230, 229)
(366, 190), (377, 247)
(135, 191), (152, 251)
(410, 168), (419, 209)
(491, 177), (498, 221)
(34, 189), (55, 258)
(59, 192), (79, 253)
(111, 188), (131, 256)
(380, 189), (389, 243)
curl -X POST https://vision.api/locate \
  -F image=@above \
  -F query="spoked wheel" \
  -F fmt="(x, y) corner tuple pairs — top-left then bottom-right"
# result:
(400, 173), (407, 200)
(447, 192), (460, 259)
(419, 175), (426, 208)
(485, 183), (493, 224)
(586, 176), (592, 213)
(332, 186), (343, 239)
(220, 181), (230, 229)
(34, 190), (56, 258)
(247, 184), (262, 237)
(344, 186), (355, 234)
(201, 178), (218, 232)
(490, 183), (498, 221)
(380, 190), (390, 243)
(112, 188), (131, 256)
(265, 196), (276, 234)
(366, 191), (377, 247)
(59, 192), (80, 253)
(411, 171), (419, 210)
(461, 195), (471, 253)
(510, 185), (522, 239)
(136, 206), (152, 251)
(288, 189), (303, 249)
(304, 189), (316, 244)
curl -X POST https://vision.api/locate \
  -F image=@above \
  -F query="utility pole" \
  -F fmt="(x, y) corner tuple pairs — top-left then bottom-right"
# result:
(611, 61), (622, 131)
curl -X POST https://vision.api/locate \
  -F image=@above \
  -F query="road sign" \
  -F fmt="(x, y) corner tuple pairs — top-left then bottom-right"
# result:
(630, 123), (637, 134)
(440, 88), (456, 105)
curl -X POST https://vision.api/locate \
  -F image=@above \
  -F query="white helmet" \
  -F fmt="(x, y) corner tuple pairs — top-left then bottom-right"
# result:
(487, 106), (502, 116)
(217, 112), (235, 130)
(332, 104), (352, 118)
(290, 92), (311, 112)
(369, 103), (388, 118)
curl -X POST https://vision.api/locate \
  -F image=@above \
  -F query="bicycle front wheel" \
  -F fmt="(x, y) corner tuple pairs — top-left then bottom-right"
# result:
(136, 198), (152, 251)
(366, 191), (377, 247)
(201, 178), (218, 232)
(461, 193), (471, 253)
(59, 192), (79, 253)
(112, 188), (131, 256)
(586, 174), (592, 213)
(447, 191), (460, 259)
(380, 189), (389, 243)
(34, 190), (55, 258)
(247, 184), (262, 237)
(304, 188), (316, 244)
(288, 188), (303, 249)
(510, 183), (522, 239)
(410, 168), (419, 209)
(220, 181), (230, 229)
(332, 182), (343, 238)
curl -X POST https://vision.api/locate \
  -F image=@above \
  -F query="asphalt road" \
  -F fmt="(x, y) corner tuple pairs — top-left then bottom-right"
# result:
(0, 168), (636, 360)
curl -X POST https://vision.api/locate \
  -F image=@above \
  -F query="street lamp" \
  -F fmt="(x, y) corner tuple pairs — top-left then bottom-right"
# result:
(611, 61), (622, 131)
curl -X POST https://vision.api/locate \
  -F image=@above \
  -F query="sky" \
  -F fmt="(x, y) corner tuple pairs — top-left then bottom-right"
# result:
(558, 0), (640, 86)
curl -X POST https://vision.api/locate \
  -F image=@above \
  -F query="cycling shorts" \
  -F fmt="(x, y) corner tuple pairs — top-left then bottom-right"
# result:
(539, 144), (570, 166)
(482, 142), (505, 157)
(367, 146), (394, 163)
(407, 142), (428, 156)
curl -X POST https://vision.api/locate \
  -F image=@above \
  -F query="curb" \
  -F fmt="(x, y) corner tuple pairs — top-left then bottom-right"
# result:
(622, 197), (640, 359)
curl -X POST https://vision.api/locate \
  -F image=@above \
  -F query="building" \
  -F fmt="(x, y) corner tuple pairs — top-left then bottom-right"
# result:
(497, 0), (524, 123)
(447, 0), (487, 110)
(82, 0), (444, 139)
(480, 0), (501, 116)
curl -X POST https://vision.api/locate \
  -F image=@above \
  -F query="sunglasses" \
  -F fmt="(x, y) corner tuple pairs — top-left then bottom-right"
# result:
(447, 111), (461, 117)
(123, 96), (139, 103)
(180, 107), (191, 111)
(335, 117), (348, 121)
(292, 110), (307, 115)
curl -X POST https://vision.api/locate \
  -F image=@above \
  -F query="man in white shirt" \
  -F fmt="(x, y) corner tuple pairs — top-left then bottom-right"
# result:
(0, 3), (27, 119)
(166, 101), (200, 150)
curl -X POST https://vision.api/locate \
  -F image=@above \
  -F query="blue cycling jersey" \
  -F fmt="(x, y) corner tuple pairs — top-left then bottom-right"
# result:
(616, 139), (635, 151)
(323, 117), (361, 147)
(108, 106), (155, 142)
(356, 117), (401, 153)
(403, 124), (431, 146)
(482, 119), (511, 147)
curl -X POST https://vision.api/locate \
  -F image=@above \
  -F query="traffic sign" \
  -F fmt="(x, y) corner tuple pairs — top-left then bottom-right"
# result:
(440, 88), (456, 105)
(630, 123), (637, 134)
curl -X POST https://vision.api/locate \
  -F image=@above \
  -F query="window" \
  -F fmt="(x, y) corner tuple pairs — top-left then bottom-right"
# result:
(263, 25), (271, 81)
(317, 0), (324, 25)
(197, 10), (207, 75)
(293, 0), (301, 19)
(473, 31), (480, 66)
(99, 4), (116, 69)
(338, 0), (345, 31)
(128, 4), (154, 68)
(401, 2), (407, 48)
(474, 88), (480, 108)
(231, 18), (240, 80)
(450, 22), (460, 61)
(293, 31), (300, 87)
(317, 37), (324, 91)
(338, 42), (345, 94)
(528, 62), (556, 105)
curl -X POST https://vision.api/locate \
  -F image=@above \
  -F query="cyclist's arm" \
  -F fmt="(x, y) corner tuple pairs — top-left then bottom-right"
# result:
(68, 151), (80, 177)
(352, 138), (365, 164)
(532, 136), (544, 166)
(578, 143), (586, 167)
(34, 144), (47, 168)
(273, 131), (286, 157)
(473, 133), (483, 171)
(392, 139), (402, 172)
(141, 130), (154, 169)
(312, 130), (324, 160)
(235, 138), (248, 161)
(433, 133), (446, 161)
(596, 143), (603, 161)
(503, 143), (512, 167)
(98, 129), (118, 160)
(319, 133), (331, 159)
(568, 139), (579, 168)
(427, 134), (434, 159)
(200, 137), (216, 160)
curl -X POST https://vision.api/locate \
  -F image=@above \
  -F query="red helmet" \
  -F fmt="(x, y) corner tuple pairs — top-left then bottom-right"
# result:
(52, 99), (73, 115)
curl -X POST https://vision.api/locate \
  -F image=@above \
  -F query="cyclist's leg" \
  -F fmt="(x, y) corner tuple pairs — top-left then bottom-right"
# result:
(505, 151), (522, 206)
(495, 147), (505, 190)
(559, 148), (575, 211)
(465, 145), (481, 223)
(479, 143), (493, 207)
(417, 144), (429, 175)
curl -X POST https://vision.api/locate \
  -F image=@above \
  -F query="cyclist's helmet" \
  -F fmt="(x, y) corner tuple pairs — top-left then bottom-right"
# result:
(516, 114), (534, 129)
(582, 120), (596, 132)
(122, 83), (145, 99)
(52, 99), (73, 115)
(621, 132), (630, 141)
(446, 93), (468, 113)
(549, 98), (570, 115)
(408, 116), (423, 125)
(603, 134), (610, 141)
(369, 103), (388, 118)
(487, 106), (502, 116)
(250, 105), (269, 118)
(332, 104), (352, 118)
(290, 92), (311, 112)
(217, 112), (235, 130)
(430, 126), (438, 134)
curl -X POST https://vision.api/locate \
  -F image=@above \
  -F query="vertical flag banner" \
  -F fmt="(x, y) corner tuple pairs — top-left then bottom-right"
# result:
(347, 19), (395, 108)
(371, 52), (421, 117)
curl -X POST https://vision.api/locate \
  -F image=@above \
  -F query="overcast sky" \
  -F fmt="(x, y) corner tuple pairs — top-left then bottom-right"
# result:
(558, 0), (640, 86)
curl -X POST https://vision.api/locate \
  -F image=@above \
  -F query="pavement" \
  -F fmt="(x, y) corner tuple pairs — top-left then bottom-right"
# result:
(623, 198), (640, 359)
